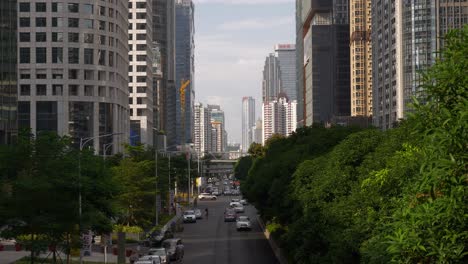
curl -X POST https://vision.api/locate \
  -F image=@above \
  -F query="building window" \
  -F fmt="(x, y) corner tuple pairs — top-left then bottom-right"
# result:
(136, 2), (146, 8)
(99, 6), (105, 16)
(36, 32), (47, 42)
(52, 85), (63, 95)
(19, 33), (30, 42)
(69, 85), (79, 96)
(36, 48), (47, 63)
(98, 71), (106, 81)
(84, 70), (94, 80)
(68, 18), (79, 28)
(68, 48), (79, 64)
(136, 55), (146, 61)
(83, 4), (93, 14)
(19, 18), (30, 27)
(36, 17), (47, 27)
(84, 49), (94, 64)
(36, 85), (47, 96)
(36, 73), (47, 79)
(36, 101), (58, 132)
(68, 3), (79, 13)
(84, 19), (93, 29)
(136, 44), (146, 51)
(108, 51), (114, 67)
(84, 85), (94, 96)
(69, 69), (78, 79)
(19, 3), (30, 12)
(18, 102), (31, 129)
(99, 21), (105, 30)
(68, 32), (79, 42)
(20, 73), (31, 79)
(137, 87), (146, 93)
(52, 32), (63, 42)
(84, 33), (94, 43)
(52, 47), (63, 63)
(137, 98), (143, 104)
(137, 66), (147, 72)
(136, 76), (146, 83)
(52, 17), (63, 27)
(20, 85), (31, 96)
(98, 86), (106, 97)
(98, 50), (105, 65)
(100, 35), (106, 45)
(52, 73), (63, 79)
(35, 2), (47, 12)
(52, 2), (63, 12)
(137, 109), (143, 116)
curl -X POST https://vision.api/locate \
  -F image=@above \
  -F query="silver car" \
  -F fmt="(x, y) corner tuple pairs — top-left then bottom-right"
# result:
(138, 255), (161, 264)
(148, 248), (169, 264)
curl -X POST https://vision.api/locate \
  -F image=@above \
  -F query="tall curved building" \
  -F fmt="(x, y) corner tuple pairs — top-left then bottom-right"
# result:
(17, 0), (130, 154)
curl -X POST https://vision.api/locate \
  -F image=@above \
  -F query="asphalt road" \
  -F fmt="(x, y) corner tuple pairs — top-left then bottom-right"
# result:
(178, 196), (279, 264)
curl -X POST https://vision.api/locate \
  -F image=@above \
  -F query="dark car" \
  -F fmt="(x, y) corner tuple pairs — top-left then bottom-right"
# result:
(142, 229), (174, 247)
(162, 238), (184, 261)
(224, 208), (237, 222)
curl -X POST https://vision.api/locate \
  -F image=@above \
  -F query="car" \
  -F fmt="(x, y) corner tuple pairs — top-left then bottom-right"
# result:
(162, 238), (184, 261)
(224, 209), (237, 222)
(224, 189), (232, 195)
(142, 229), (174, 247)
(231, 198), (240, 203)
(198, 193), (217, 200)
(229, 201), (242, 207)
(194, 208), (202, 219)
(233, 205), (244, 213)
(236, 216), (252, 231)
(240, 199), (248, 205)
(183, 210), (196, 223)
(138, 255), (162, 264)
(148, 248), (169, 264)
(212, 190), (219, 196)
(135, 261), (156, 264)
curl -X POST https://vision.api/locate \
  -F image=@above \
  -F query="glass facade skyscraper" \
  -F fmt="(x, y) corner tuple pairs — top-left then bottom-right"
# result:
(241, 97), (255, 152)
(0, 0), (17, 144)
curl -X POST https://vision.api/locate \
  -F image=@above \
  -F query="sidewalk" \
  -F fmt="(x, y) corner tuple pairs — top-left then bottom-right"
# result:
(0, 250), (130, 264)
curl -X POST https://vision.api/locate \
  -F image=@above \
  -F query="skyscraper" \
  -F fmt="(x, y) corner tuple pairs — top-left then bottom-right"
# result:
(0, 0), (17, 144)
(207, 104), (226, 153)
(262, 94), (297, 145)
(295, 0), (304, 127)
(372, 1), (467, 129)
(253, 119), (263, 144)
(193, 102), (212, 155)
(241, 97), (255, 152)
(16, 0), (130, 154)
(152, 0), (176, 147)
(350, 0), (372, 117)
(129, 0), (154, 146)
(262, 53), (280, 103)
(275, 44), (297, 101)
(175, 0), (195, 146)
(298, 0), (351, 126)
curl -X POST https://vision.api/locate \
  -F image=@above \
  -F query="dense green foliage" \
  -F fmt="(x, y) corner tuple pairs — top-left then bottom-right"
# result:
(239, 26), (467, 263)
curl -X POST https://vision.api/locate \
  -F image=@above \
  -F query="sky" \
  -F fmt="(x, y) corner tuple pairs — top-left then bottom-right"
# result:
(193, 0), (295, 144)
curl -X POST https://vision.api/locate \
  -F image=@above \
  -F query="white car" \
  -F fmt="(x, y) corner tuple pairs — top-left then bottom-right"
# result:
(138, 255), (162, 264)
(240, 199), (248, 205)
(231, 198), (240, 203)
(148, 248), (169, 264)
(236, 216), (251, 231)
(229, 201), (241, 207)
(212, 190), (219, 196)
(198, 193), (217, 200)
(183, 210), (196, 223)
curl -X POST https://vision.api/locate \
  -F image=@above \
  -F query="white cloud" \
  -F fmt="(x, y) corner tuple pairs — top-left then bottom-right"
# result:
(194, 0), (293, 5)
(217, 16), (294, 31)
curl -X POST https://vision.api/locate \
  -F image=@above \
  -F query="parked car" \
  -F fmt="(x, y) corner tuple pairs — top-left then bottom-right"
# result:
(224, 189), (232, 195)
(194, 208), (203, 219)
(212, 190), (219, 196)
(183, 210), (196, 223)
(233, 205), (244, 213)
(198, 193), (217, 200)
(240, 199), (248, 205)
(229, 201), (242, 207)
(236, 216), (252, 231)
(143, 229), (174, 247)
(231, 198), (240, 203)
(162, 238), (184, 261)
(224, 208), (237, 222)
(138, 255), (162, 264)
(148, 248), (169, 264)
(135, 261), (155, 264)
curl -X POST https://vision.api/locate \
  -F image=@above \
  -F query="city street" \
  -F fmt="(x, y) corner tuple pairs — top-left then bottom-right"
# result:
(179, 196), (279, 264)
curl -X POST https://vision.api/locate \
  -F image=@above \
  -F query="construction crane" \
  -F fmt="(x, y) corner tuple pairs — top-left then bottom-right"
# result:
(179, 79), (191, 148)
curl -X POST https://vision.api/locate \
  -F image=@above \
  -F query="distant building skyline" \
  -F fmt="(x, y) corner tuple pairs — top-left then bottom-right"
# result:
(262, 94), (297, 145)
(241, 96), (255, 152)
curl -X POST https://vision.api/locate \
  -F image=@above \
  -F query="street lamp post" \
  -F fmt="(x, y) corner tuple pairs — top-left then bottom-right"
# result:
(78, 132), (122, 264)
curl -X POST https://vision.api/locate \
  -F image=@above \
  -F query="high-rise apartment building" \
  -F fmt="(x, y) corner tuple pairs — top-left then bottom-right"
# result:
(175, 0), (195, 146)
(253, 119), (263, 144)
(262, 94), (297, 145)
(16, 0), (130, 154)
(372, 0), (467, 129)
(275, 44), (297, 101)
(211, 121), (223, 153)
(0, 0), (17, 144)
(241, 96), (255, 152)
(298, 0), (351, 126)
(350, 0), (372, 117)
(193, 102), (212, 155)
(129, 0), (154, 146)
(152, 0), (176, 146)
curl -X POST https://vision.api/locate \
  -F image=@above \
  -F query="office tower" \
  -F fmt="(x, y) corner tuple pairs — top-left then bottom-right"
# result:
(241, 96), (255, 152)
(16, 0), (130, 154)
(211, 121), (223, 153)
(372, 1), (467, 130)
(262, 93), (297, 144)
(275, 44), (297, 101)
(152, 0), (176, 147)
(262, 53), (281, 103)
(298, 0), (351, 126)
(295, 0), (304, 127)
(129, 0), (154, 146)
(193, 102), (212, 155)
(253, 119), (263, 144)
(0, 0), (17, 144)
(175, 0), (195, 146)
(350, 0), (372, 117)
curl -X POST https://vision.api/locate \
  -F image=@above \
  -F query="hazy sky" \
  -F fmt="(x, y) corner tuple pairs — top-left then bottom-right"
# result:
(193, 0), (295, 144)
